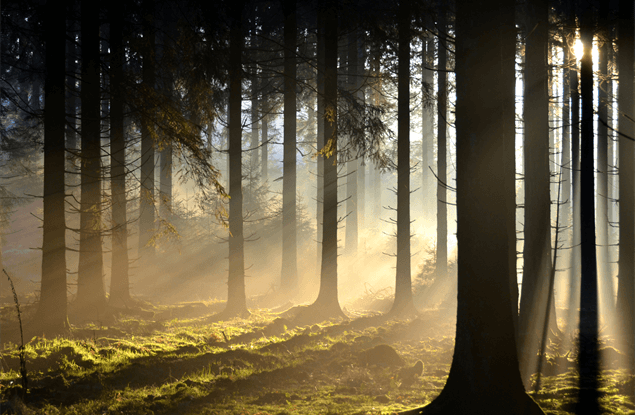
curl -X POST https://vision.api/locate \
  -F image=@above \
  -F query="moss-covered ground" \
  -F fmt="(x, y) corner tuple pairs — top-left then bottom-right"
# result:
(0, 300), (633, 414)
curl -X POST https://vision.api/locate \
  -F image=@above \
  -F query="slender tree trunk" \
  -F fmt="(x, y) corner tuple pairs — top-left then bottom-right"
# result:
(225, 0), (248, 316)
(577, 11), (600, 413)
(77, 1), (106, 314)
(401, 0), (543, 411)
(391, 0), (414, 316)
(436, 0), (448, 278)
(345, 31), (358, 258)
(109, 4), (130, 307)
(313, 0), (343, 317)
(262, 113), (268, 182)
(567, 21), (582, 337)
(357, 40), (365, 233)
(316, 7), (325, 276)
(249, 66), (259, 211)
(422, 37), (434, 215)
(281, 0), (298, 292)
(38, 0), (68, 334)
(371, 47), (381, 224)
(518, 0), (557, 381)
(597, 12), (614, 324)
(617, 0), (635, 374)
(139, 0), (156, 259)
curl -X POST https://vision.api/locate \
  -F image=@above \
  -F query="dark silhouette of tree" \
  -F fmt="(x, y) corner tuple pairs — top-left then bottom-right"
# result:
(307, 0), (345, 320)
(76, 2), (106, 314)
(401, 0), (544, 412)
(138, 0), (156, 261)
(281, 0), (298, 293)
(345, 30), (359, 258)
(616, 0), (635, 377)
(390, 0), (415, 317)
(36, 0), (68, 334)
(225, 0), (249, 318)
(518, 0), (559, 382)
(577, 5), (600, 412)
(108, 3), (130, 308)
(436, 0), (448, 279)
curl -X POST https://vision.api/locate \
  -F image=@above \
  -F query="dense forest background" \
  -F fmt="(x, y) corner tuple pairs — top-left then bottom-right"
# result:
(1, 0), (635, 413)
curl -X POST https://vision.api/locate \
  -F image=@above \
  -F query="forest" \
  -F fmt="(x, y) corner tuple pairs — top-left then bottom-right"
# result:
(0, 0), (634, 413)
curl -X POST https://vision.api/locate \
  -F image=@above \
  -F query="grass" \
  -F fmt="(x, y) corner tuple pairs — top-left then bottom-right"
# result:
(0, 301), (633, 415)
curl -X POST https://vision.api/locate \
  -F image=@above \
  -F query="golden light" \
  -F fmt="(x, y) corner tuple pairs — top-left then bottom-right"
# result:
(573, 38), (583, 60)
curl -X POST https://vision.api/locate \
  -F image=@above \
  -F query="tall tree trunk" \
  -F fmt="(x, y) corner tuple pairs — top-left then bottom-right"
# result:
(596, 9), (614, 325)
(77, 1), (106, 314)
(262, 113), (268, 182)
(109, 3), (130, 307)
(436, 0), (448, 278)
(139, 0), (156, 259)
(316, 7), (325, 276)
(225, 0), (248, 317)
(577, 11), (600, 412)
(617, 0), (635, 375)
(390, 0), (414, 316)
(357, 40), (366, 234)
(281, 0), (298, 292)
(422, 36), (434, 215)
(37, 0), (68, 334)
(567, 19), (582, 337)
(345, 32), (358, 258)
(249, 66), (259, 211)
(312, 0), (344, 318)
(518, 0), (557, 381)
(371, 47), (382, 224)
(401, 0), (543, 412)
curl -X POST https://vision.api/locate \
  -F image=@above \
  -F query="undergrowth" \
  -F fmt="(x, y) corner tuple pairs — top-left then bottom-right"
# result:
(0, 301), (633, 415)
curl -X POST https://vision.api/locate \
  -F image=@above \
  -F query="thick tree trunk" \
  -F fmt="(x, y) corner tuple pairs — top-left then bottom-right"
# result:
(577, 12), (600, 413)
(436, 1), (447, 279)
(401, 0), (543, 412)
(225, 0), (248, 317)
(109, 4), (130, 307)
(518, 0), (557, 382)
(37, 0), (68, 334)
(281, 0), (298, 292)
(139, 0), (156, 259)
(391, 0), (415, 316)
(76, 1), (106, 314)
(617, 0), (635, 375)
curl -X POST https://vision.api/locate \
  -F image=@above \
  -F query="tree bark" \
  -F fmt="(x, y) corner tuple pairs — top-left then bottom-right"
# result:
(109, 3), (130, 307)
(225, 0), (248, 317)
(76, 1), (106, 314)
(391, 0), (415, 316)
(577, 10), (600, 412)
(139, 0), (156, 259)
(37, 0), (68, 334)
(401, 0), (543, 411)
(281, 0), (298, 292)
(436, 0), (447, 278)
(518, 0), (557, 382)
(617, 0), (635, 375)
(345, 31), (358, 258)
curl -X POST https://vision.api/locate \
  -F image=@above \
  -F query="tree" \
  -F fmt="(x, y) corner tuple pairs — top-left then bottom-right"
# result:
(518, 0), (557, 381)
(436, 0), (448, 279)
(36, 0), (68, 334)
(401, 0), (544, 412)
(616, 0), (635, 376)
(108, 3), (130, 308)
(305, 0), (345, 320)
(281, 0), (298, 293)
(138, 0), (156, 260)
(224, 0), (249, 317)
(577, 6), (600, 412)
(390, 0), (415, 316)
(76, 1), (106, 314)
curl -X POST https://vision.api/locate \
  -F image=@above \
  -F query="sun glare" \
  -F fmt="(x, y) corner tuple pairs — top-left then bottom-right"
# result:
(573, 38), (583, 60)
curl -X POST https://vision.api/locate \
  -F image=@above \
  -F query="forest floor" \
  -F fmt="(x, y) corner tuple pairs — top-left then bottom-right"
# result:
(0, 295), (634, 415)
